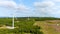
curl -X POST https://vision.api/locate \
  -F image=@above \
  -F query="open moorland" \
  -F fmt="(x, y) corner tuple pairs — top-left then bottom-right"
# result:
(0, 17), (60, 34)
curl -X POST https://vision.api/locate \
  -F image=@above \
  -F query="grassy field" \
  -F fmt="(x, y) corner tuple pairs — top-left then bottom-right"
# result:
(34, 21), (60, 34)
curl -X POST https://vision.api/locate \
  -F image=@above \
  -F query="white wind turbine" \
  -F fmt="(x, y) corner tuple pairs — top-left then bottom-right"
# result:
(6, 7), (18, 29)
(7, 8), (20, 29)
(6, 10), (15, 29)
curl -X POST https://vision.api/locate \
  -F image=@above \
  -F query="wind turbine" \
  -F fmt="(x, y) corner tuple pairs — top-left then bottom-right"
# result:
(6, 12), (15, 29)
(5, 8), (17, 29)
(5, 5), (20, 29)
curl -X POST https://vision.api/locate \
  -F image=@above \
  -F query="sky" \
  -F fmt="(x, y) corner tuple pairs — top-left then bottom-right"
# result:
(0, 0), (60, 18)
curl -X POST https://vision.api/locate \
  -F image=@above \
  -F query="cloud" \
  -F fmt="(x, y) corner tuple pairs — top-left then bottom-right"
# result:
(34, 1), (55, 13)
(34, 1), (60, 17)
(0, 0), (17, 9)
(17, 4), (31, 12)
(43, 0), (60, 2)
(0, 0), (60, 17)
(0, 0), (32, 17)
(53, 0), (60, 2)
(34, 1), (55, 8)
(0, 0), (11, 1)
(0, 0), (30, 12)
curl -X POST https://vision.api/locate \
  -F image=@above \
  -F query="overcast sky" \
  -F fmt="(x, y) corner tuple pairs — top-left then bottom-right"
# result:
(0, 0), (60, 17)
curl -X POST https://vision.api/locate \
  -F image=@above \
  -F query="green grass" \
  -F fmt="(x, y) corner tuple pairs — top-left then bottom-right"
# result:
(0, 18), (43, 34)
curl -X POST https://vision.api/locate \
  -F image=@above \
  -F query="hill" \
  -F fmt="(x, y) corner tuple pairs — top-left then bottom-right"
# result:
(0, 17), (60, 34)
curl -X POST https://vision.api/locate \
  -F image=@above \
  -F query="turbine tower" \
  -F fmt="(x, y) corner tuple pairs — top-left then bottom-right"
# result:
(6, 10), (15, 29)
(12, 13), (15, 29)
(6, 13), (15, 29)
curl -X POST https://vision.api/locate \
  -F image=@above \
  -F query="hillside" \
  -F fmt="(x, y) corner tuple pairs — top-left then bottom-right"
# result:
(0, 17), (60, 34)
(34, 21), (60, 34)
